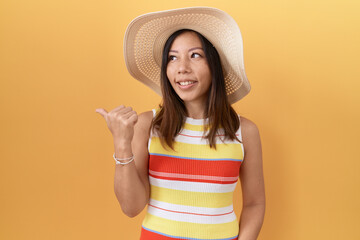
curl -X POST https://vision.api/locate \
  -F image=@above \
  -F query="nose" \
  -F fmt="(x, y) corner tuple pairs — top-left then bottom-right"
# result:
(177, 57), (191, 74)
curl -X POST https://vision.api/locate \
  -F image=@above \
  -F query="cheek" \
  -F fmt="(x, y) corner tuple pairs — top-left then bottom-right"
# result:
(166, 67), (176, 88)
(166, 68), (170, 80)
(166, 66), (173, 81)
(201, 67), (212, 84)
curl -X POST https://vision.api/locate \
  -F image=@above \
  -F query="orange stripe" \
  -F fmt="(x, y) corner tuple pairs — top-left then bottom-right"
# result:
(148, 204), (234, 216)
(149, 174), (238, 184)
(149, 155), (241, 178)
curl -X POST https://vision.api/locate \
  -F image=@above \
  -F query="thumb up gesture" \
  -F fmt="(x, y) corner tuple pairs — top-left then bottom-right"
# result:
(95, 105), (138, 144)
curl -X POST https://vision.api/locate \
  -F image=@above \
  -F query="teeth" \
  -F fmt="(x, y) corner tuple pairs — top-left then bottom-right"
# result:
(179, 81), (194, 86)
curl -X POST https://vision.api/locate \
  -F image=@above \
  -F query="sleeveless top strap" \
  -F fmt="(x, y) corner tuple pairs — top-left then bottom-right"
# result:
(148, 109), (158, 152)
(237, 114), (243, 142)
(151, 108), (156, 118)
(237, 114), (245, 159)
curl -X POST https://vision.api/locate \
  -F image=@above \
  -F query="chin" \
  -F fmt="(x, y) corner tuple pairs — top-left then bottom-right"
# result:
(175, 91), (208, 104)
(180, 96), (206, 105)
(177, 94), (194, 102)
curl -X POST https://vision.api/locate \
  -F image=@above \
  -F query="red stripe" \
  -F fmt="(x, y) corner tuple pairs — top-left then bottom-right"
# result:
(149, 173), (238, 184)
(149, 155), (241, 178)
(178, 133), (239, 138)
(140, 227), (177, 240)
(148, 204), (234, 216)
(140, 226), (238, 240)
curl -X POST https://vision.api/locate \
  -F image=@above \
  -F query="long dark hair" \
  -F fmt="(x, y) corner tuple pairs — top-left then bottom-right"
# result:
(151, 29), (241, 149)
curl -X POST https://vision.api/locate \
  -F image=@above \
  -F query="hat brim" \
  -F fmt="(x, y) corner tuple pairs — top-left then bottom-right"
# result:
(124, 7), (250, 104)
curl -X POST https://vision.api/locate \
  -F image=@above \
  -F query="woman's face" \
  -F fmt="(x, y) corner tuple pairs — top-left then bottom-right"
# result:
(166, 31), (212, 105)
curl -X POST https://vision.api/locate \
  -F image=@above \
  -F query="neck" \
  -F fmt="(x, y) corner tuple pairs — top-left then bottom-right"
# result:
(184, 101), (207, 119)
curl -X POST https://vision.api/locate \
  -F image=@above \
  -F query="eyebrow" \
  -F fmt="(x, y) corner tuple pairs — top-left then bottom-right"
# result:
(169, 47), (203, 53)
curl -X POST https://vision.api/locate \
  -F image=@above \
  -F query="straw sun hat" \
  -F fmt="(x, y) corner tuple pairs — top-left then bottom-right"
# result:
(124, 7), (250, 104)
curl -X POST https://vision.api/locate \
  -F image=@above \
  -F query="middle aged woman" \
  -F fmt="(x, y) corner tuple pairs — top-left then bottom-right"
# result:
(96, 7), (265, 240)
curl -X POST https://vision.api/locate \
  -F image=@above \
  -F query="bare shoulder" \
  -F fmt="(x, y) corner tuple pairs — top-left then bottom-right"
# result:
(135, 111), (153, 133)
(240, 116), (260, 138)
(239, 116), (261, 152)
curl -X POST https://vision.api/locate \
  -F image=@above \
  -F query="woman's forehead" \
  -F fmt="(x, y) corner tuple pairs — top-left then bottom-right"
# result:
(170, 31), (203, 50)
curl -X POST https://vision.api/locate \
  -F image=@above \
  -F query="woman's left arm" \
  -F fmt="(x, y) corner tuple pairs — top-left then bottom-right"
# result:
(237, 117), (265, 240)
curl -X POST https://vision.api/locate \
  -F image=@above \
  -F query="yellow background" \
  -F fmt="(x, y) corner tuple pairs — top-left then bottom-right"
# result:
(1, 0), (359, 239)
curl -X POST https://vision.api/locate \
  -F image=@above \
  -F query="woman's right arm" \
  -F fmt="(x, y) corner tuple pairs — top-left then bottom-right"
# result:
(96, 106), (153, 218)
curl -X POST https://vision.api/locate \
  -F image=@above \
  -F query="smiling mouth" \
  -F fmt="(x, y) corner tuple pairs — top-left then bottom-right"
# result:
(178, 81), (196, 86)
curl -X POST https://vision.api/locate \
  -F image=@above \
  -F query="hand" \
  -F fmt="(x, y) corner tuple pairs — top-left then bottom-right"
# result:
(95, 105), (138, 144)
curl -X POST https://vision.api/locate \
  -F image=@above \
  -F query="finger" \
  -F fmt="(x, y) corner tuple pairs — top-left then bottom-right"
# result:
(122, 110), (137, 119)
(111, 105), (125, 112)
(128, 112), (138, 124)
(109, 106), (130, 116)
(118, 106), (134, 115)
(108, 105), (127, 118)
(95, 108), (108, 118)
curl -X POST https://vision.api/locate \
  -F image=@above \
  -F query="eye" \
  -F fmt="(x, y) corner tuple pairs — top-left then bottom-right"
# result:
(168, 55), (177, 61)
(191, 52), (201, 58)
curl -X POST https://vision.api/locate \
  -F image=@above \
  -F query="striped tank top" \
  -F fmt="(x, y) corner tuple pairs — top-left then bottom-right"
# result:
(140, 109), (244, 240)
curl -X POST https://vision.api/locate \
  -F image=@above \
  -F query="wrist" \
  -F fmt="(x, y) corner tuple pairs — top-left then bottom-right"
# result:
(113, 137), (132, 149)
(113, 153), (134, 165)
(112, 137), (134, 164)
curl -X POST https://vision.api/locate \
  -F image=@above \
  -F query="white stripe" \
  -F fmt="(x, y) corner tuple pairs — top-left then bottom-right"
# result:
(149, 176), (237, 193)
(149, 170), (239, 182)
(179, 128), (207, 136)
(184, 117), (209, 125)
(147, 204), (237, 224)
(176, 129), (243, 145)
(174, 134), (242, 145)
(179, 128), (224, 136)
(149, 199), (234, 216)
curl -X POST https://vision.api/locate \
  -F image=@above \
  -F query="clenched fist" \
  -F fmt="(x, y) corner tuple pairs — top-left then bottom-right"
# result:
(95, 105), (138, 145)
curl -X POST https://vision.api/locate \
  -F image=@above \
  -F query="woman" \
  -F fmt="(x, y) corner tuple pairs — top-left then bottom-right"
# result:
(96, 7), (265, 240)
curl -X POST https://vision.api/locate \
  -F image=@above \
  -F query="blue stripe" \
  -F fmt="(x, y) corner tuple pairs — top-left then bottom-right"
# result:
(142, 225), (238, 240)
(149, 153), (243, 162)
